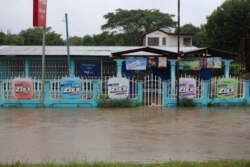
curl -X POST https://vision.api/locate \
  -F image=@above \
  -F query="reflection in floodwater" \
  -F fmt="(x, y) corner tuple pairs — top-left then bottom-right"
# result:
(0, 107), (250, 163)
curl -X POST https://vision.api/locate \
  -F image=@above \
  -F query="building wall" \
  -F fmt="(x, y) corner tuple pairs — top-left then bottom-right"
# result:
(144, 30), (193, 47)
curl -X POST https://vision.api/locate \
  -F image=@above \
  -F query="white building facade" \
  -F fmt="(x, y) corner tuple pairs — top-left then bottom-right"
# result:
(143, 29), (193, 47)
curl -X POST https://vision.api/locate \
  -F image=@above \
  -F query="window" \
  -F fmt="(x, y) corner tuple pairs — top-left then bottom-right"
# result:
(183, 38), (191, 46)
(148, 37), (159, 46)
(162, 37), (166, 45)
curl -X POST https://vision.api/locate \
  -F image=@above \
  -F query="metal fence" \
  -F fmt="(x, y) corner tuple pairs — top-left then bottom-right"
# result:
(49, 78), (94, 99)
(143, 74), (162, 106)
(97, 76), (138, 100)
(209, 76), (245, 99)
(0, 78), (42, 99)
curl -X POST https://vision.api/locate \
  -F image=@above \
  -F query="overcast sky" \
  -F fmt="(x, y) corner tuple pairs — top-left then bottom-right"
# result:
(0, 0), (225, 38)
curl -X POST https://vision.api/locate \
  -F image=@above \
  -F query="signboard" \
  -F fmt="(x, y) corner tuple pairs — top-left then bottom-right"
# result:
(158, 57), (167, 68)
(12, 78), (33, 99)
(207, 57), (222, 69)
(77, 62), (101, 78)
(213, 57), (222, 69)
(217, 78), (238, 99)
(60, 77), (82, 99)
(179, 59), (200, 70)
(126, 57), (147, 70)
(33, 0), (47, 27)
(179, 78), (196, 99)
(207, 58), (214, 68)
(180, 57), (222, 70)
(108, 77), (129, 99)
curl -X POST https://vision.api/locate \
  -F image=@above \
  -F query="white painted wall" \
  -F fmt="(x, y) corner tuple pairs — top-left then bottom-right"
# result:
(144, 30), (193, 47)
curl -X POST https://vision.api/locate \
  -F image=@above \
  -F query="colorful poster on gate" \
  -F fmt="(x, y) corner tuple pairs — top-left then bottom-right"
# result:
(60, 77), (82, 99)
(108, 77), (129, 99)
(217, 78), (238, 99)
(12, 78), (33, 99)
(179, 78), (196, 99)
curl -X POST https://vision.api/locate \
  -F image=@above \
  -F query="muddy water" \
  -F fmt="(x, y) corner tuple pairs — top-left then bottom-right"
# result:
(0, 107), (250, 163)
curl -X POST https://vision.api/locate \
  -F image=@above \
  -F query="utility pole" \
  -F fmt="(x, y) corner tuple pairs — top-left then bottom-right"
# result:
(176, 0), (180, 106)
(65, 13), (71, 75)
(41, 26), (46, 105)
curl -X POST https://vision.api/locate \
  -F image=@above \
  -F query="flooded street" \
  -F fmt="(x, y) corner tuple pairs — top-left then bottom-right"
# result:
(0, 107), (250, 163)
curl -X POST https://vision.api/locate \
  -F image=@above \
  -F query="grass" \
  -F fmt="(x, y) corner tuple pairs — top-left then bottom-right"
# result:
(97, 98), (141, 108)
(1, 160), (250, 167)
(178, 99), (196, 107)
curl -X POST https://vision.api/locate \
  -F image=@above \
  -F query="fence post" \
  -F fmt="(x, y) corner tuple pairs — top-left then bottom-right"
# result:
(25, 58), (29, 77)
(114, 59), (125, 77)
(92, 81), (98, 99)
(70, 58), (75, 76)
(162, 81), (168, 106)
(137, 80), (143, 104)
(44, 80), (51, 106)
(201, 80), (210, 105)
(244, 80), (250, 104)
(222, 59), (233, 78)
(169, 59), (177, 97)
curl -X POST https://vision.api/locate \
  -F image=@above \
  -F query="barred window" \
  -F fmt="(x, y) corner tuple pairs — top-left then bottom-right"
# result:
(148, 37), (159, 46)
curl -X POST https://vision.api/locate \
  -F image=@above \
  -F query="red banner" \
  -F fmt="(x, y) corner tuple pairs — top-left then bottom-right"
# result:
(33, 0), (47, 27)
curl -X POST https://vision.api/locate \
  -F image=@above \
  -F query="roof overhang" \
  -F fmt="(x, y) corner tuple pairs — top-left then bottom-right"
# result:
(112, 46), (239, 59)
(112, 47), (177, 58)
(184, 48), (239, 59)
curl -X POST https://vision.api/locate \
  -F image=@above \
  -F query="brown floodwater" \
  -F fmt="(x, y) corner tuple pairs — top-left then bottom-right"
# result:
(0, 107), (249, 163)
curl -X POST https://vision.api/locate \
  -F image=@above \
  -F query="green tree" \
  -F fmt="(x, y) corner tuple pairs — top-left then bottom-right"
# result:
(179, 24), (200, 34)
(19, 27), (64, 45)
(82, 35), (95, 45)
(0, 31), (24, 45)
(0, 32), (5, 45)
(69, 36), (83, 45)
(176, 23), (200, 46)
(46, 29), (65, 45)
(195, 25), (209, 47)
(101, 9), (176, 46)
(205, 0), (250, 52)
(93, 32), (127, 46)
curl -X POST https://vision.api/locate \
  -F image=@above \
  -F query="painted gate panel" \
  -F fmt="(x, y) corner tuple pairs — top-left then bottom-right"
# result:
(12, 78), (33, 99)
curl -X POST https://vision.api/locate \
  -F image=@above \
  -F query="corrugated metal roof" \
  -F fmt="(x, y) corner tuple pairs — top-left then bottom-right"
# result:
(0, 45), (200, 56)
(0, 46), (145, 56)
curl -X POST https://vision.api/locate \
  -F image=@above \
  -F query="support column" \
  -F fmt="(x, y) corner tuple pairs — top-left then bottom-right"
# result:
(244, 80), (250, 103)
(70, 58), (75, 76)
(222, 59), (233, 78)
(201, 80), (210, 105)
(169, 59), (177, 97)
(25, 58), (29, 77)
(114, 59), (125, 77)
(137, 81), (143, 104)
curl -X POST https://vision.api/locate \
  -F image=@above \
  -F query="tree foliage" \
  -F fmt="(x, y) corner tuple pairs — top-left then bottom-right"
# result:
(0, 27), (64, 45)
(69, 36), (84, 46)
(0, 32), (24, 45)
(205, 0), (250, 52)
(101, 9), (176, 45)
(195, 25), (209, 47)
(19, 27), (64, 45)
(176, 24), (200, 47)
(178, 24), (200, 34)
